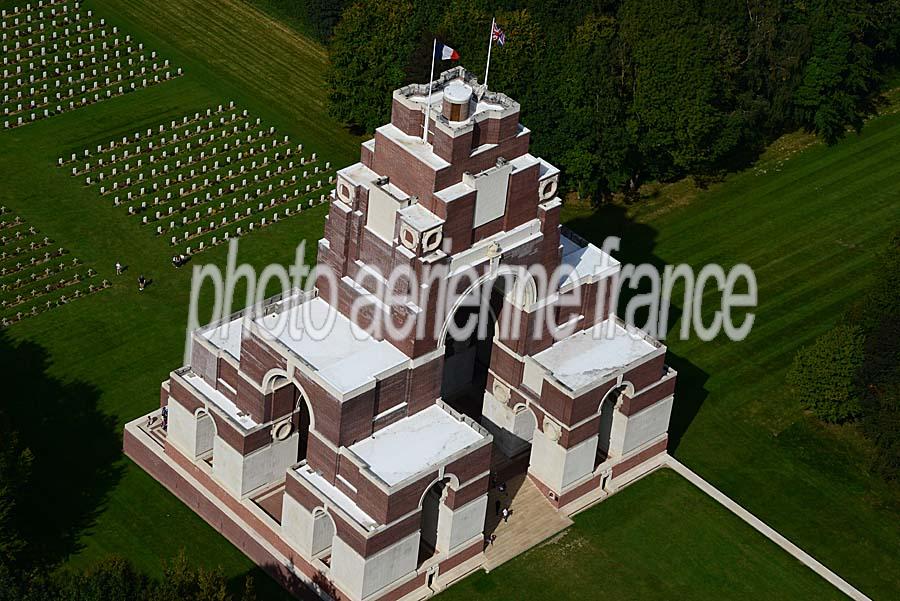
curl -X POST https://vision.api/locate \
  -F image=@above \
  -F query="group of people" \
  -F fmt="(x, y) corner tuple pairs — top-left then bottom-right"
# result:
(115, 262), (148, 291)
(485, 476), (512, 548)
(113, 252), (188, 293)
(494, 480), (511, 522)
(146, 406), (168, 429)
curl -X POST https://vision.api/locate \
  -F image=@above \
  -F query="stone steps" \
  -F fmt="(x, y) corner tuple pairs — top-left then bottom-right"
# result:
(483, 474), (572, 571)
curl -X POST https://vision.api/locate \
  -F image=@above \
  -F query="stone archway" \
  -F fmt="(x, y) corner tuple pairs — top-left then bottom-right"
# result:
(193, 407), (216, 461)
(417, 474), (460, 566)
(309, 506), (337, 557)
(436, 265), (538, 349)
(511, 403), (538, 442)
(438, 266), (537, 420)
(262, 369), (315, 462)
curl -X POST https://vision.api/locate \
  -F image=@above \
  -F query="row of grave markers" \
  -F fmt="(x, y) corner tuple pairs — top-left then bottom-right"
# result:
(4, 32), (141, 68)
(0, 0), (182, 128)
(2, 0), (73, 24)
(64, 105), (337, 258)
(172, 194), (331, 257)
(3, 19), (119, 53)
(0, 204), (107, 327)
(3, 69), (180, 127)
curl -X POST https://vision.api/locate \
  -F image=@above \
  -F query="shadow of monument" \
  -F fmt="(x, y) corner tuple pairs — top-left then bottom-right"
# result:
(0, 329), (123, 570)
(563, 204), (710, 453)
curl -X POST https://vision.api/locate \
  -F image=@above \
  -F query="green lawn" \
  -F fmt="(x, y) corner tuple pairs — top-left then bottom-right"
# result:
(1, 0), (899, 599)
(438, 468), (842, 600)
(561, 111), (900, 598)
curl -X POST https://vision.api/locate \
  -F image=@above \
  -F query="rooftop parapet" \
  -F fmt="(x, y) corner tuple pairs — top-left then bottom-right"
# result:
(393, 66), (520, 137)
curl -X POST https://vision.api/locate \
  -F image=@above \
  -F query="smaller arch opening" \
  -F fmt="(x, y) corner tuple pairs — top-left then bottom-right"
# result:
(417, 476), (453, 566)
(263, 371), (313, 462)
(310, 507), (337, 558)
(597, 383), (632, 466)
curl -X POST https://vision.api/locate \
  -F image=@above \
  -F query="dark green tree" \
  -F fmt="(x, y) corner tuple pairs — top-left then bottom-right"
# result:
(554, 14), (635, 200)
(327, 0), (421, 133)
(787, 324), (866, 423)
(60, 557), (151, 601)
(854, 232), (900, 478)
(303, 0), (349, 41)
(0, 411), (32, 570)
(324, 0), (898, 201)
(793, 0), (880, 143)
(620, 0), (751, 181)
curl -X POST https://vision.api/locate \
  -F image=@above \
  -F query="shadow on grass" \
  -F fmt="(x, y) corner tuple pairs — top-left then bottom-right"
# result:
(0, 329), (123, 570)
(229, 564), (319, 601)
(563, 204), (710, 453)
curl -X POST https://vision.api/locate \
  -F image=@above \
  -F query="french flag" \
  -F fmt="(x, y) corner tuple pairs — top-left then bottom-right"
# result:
(435, 41), (459, 61)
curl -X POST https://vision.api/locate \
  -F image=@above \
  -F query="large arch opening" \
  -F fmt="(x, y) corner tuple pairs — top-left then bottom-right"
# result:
(440, 276), (510, 420)
(310, 507), (337, 558)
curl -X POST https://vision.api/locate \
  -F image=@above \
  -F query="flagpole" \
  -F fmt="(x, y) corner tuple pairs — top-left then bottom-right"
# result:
(484, 17), (494, 89)
(424, 38), (436, 142)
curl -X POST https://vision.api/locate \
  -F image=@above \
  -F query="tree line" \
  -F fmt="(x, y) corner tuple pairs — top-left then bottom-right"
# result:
(322, 0), (900, 202)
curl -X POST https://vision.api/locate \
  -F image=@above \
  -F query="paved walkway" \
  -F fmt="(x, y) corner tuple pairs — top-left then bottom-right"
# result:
(664, 457), (871, 601)
(483, 474), (572, 571)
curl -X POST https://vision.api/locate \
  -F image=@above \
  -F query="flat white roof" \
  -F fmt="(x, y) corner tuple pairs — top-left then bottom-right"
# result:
(559, 234), (620, 288)
(434, 179), (473, 203)
(255, 297), (408, 397)
(445, 81), (473, 103)
(398, 202), (443, 231)
(295, 464), (378, 530)
(448, 218), (543, 275)
(532, 318), (658, 392)
(538, 157), (560, 180)
(377, 123), (450, 170)
(338, 162), (378, 188)
(201, 317), (243, 360)
(349, 405), (484, 487)
(508, 152), (540, 173)
(183, 371), (257, 429)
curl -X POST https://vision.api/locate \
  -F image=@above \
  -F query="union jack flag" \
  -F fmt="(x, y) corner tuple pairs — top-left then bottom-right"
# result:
(491, 21), (506, 46)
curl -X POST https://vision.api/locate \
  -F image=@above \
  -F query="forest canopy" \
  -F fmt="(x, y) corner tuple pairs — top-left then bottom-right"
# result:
(323, 0), (900, 201)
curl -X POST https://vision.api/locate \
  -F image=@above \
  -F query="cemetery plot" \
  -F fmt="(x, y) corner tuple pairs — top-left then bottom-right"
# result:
(0, 204), (107, 327)
(64, 102), (335, 257)
(1, 0), (181, 129)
